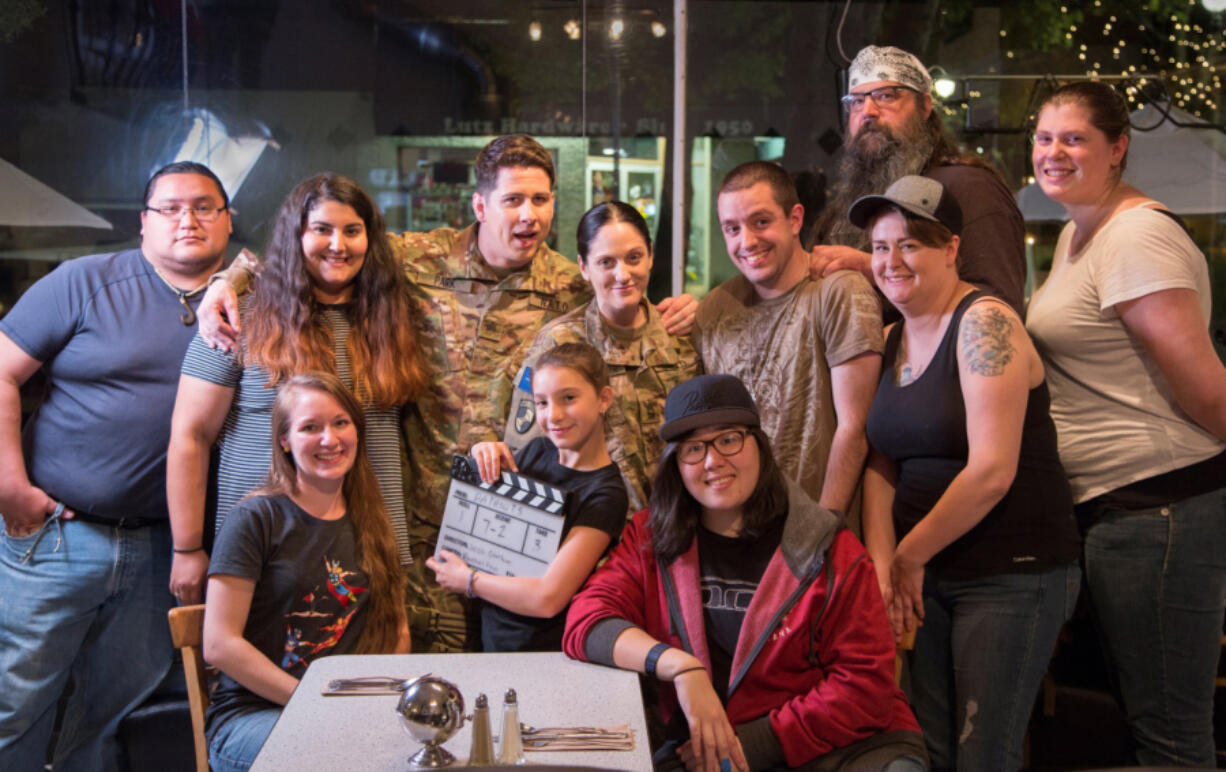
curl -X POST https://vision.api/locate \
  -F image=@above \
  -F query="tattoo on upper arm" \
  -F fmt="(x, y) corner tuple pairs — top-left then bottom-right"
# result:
(960, 306), (1015, 376)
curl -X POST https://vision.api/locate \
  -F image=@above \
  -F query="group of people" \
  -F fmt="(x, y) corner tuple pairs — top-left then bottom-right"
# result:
(0, 40), (1222, 772)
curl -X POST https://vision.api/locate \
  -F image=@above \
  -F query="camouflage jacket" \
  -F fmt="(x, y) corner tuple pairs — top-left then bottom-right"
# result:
(387, 224), (591, 544)
(503, 299), (701, 515)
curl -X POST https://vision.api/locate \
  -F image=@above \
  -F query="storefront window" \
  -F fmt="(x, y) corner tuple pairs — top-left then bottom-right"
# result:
(1, 0), (1223, 344)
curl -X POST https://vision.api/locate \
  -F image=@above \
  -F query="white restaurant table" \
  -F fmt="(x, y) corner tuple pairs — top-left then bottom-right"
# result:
(251, 651), (652, 771)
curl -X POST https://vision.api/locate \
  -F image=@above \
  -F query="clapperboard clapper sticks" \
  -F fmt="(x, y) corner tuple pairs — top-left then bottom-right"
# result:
(434, 455), (573, 578)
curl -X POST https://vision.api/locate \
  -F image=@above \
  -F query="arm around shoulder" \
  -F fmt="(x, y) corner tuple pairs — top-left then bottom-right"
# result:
(197, 253), (257, 351)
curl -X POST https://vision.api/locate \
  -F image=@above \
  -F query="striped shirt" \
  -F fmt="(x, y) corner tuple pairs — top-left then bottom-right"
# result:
(180, 303), (410, 566)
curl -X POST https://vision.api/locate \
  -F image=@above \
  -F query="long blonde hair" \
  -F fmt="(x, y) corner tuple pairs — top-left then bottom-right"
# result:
(255, 372), (404, 653)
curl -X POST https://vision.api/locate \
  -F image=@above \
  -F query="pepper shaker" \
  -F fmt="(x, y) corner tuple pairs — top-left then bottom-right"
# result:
(467, 693), (495, 766)
(497, 688), (525, 765)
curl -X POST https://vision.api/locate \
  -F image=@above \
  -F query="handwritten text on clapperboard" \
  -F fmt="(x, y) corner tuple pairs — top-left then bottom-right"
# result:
(435, 460), (567, 578)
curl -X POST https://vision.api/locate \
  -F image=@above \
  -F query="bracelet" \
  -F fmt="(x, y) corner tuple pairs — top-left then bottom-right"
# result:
(173, 545), (204, 554)
(466, 568), (479, 599)
(644, 642), (671, 679)
(672, 665), (707, 680)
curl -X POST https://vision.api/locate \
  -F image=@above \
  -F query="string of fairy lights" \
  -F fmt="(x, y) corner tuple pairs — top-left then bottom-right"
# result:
(996, 3), (1223, 118)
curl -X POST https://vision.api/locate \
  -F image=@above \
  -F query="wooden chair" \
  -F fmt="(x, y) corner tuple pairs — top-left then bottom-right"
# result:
(894, 625), (916, 686)
(168, 604), (210, 772)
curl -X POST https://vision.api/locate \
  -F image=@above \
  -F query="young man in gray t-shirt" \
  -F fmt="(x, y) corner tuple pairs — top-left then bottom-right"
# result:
(694, 161), (883, 516)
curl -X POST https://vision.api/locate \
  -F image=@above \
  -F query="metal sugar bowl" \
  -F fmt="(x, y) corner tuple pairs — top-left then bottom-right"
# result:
(395, 674), (466, 768)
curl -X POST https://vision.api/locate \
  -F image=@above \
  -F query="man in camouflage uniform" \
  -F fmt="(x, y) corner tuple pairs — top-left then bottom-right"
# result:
(386, 135), (590, 649)
(502, 298), (700, 515)
(200, 135), (695, 651)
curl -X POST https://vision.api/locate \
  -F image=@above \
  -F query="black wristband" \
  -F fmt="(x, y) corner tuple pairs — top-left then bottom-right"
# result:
(644, 642), (671, 679)
(173, 545), (204, 554)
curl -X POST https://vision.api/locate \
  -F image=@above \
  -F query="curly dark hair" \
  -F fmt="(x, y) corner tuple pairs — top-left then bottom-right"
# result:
(242, 173), (426, 408)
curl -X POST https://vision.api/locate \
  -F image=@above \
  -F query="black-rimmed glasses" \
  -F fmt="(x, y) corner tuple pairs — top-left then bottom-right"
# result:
(677, 429), (747, 465)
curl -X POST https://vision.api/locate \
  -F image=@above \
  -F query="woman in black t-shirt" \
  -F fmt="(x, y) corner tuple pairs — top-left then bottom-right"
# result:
(427, 342), (628, 652)
(851, 177), (1079, 771)
(203, 373), (408, 772)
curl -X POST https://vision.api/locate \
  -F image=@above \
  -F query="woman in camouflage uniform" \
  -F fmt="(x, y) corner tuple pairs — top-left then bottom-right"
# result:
(503, 202), (700, 514)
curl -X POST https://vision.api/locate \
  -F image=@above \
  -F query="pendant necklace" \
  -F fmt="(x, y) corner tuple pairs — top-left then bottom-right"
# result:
(151, 265), (209, 326)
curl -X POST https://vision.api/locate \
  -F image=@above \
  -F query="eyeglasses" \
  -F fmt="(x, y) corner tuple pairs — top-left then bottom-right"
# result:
(144, 204), (227, 223)
(841, 85), (919, 114)
(677, 429), (747, 465)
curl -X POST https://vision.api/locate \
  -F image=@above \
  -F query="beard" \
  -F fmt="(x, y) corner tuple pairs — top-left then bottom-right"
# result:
(820, 114), (939, 249)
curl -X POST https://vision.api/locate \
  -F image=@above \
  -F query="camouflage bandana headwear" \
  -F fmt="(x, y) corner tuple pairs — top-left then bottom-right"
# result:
(848, 45), (932, 94)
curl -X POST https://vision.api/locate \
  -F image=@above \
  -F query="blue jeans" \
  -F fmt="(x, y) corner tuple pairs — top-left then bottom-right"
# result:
(1083, 486), (1226, 767)
(0, 514), (175, 772)
(907, 563), (1080, 771)
(208, 707), (281, 772)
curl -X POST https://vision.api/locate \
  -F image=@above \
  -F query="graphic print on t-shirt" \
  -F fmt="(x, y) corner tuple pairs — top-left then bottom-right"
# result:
(701, 573), (758, 657)
(325, 556), (368, 607)
(280, 554), (368, 673)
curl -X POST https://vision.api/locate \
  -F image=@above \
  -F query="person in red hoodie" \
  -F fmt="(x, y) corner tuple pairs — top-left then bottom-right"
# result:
(564, 374), (926, 772)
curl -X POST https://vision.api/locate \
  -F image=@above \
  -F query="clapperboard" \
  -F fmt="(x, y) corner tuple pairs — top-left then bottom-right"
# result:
(434, 455), (571, 578)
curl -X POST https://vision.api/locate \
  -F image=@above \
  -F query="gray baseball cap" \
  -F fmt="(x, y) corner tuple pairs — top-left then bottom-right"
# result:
(847, 175), (963, 235)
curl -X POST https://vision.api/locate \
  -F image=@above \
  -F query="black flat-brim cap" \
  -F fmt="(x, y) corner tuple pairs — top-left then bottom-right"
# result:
(659, 374), (760, 442)
(847, 174), (963, 236)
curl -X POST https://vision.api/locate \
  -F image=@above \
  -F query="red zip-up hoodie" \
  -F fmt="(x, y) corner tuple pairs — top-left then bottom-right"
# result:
(564, 481), (920, 768)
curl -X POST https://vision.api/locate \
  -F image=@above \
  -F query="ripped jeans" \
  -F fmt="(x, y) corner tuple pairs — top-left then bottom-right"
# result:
(906, 563), (1080, 771)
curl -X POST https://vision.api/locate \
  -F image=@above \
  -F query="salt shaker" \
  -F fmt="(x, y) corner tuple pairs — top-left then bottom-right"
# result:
(497, 688), (525, 765)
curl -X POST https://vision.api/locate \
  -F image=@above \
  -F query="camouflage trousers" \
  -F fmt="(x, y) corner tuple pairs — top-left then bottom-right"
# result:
(405, 539), (480, 652)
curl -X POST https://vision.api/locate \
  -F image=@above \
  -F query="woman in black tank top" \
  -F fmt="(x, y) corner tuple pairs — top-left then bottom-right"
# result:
(848, 177), (1080, 771)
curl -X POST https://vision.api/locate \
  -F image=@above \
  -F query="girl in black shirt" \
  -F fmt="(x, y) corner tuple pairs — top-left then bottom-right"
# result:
(427, 342), (628, 651)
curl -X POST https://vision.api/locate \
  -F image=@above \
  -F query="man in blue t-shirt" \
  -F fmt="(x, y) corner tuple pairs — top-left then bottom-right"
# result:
(0, 162), (231, 771)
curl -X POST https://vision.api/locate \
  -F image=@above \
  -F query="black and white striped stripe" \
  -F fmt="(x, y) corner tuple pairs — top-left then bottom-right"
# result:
(181, 306), (411, 566)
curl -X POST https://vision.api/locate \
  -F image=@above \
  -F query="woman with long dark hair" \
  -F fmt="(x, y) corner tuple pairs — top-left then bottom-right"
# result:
(1027, 81), (1226, 766)
(167, 173), (427, 603)
(505, 201), (699, 514)
(203, 372), (408, 771)
(565, 374), (924, 772)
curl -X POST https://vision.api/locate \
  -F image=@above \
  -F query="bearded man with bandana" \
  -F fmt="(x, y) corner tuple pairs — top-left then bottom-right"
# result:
(811, 45), (1026, 314)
